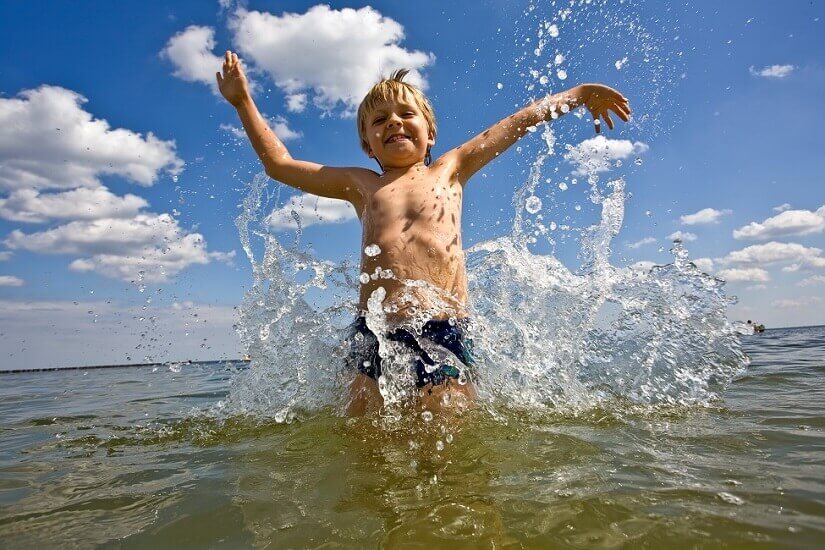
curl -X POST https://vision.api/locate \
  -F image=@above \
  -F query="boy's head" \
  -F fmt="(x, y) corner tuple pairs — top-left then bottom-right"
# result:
(357, 69), (437, 166)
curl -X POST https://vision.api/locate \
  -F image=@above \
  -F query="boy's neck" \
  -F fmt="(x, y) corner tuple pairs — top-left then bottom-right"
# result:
(380, 160), (427, 177)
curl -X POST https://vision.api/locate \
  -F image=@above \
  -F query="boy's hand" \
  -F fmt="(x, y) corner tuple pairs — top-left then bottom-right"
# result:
(216, 51), (251, 107)
(572, 84), (631, 134)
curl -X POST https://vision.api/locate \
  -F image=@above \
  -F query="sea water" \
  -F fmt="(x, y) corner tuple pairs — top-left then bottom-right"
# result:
(1, 327), (823, 546)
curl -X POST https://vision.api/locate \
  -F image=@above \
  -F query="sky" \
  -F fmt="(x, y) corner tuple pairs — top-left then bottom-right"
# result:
(0, 0), (823, 369)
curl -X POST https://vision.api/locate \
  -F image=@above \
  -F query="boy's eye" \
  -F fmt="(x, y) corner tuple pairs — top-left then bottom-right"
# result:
(372, 117), (386, 124)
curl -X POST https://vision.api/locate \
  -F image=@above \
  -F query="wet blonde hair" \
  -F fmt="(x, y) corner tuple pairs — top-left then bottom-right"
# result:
(356, 69), (437, 156)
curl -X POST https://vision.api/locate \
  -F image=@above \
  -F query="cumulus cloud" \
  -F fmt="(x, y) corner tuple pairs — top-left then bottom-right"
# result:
(721, 241), (825, 270)
(0, 276), (24, 287)
(563, 135), (649, 176)
(772, 296), (822, 309)
(680, 207), (732, 225)
(229, 5), (435, 115)
(692, 257), (714, 272)
(717, 267), (770, 282)
(0, 86), (183, 191)
(628, 261), (656, 272)
(267, 193), (357, 230)
(221, 115), (301, 142)
(5, 214), (231, 283)
(667, 230), (697, 242)
(0, 187), (147, 223)
(773, 203), (792, 213)
(286, 93), (308, 113)
(732, 204), (825, 240)
(0, 251), (12, 261)
(749, 64), (794, 78)
(161, 25), (225, 93)
(626, 237), (655, 249)
(797, 275), (825, 287)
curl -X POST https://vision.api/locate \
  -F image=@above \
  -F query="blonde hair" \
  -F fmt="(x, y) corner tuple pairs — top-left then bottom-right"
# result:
(356, 69), (437, 155)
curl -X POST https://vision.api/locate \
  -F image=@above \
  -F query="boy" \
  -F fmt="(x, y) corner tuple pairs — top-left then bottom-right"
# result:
(217, 51), (630, 414)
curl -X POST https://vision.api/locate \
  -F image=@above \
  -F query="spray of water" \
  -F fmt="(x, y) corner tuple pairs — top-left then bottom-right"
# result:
(216, 0), (747, 423)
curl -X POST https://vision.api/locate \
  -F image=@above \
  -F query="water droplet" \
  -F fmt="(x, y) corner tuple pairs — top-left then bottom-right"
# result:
(421, 410), (433, 422)
(496, 82), (504, 90)
(539, 75), (549, 86)
(554, 53), (565, 65)
(364, 244), (381, 257)
(525, 196), (542, 214)
(557, 69), (568, 80)
(558, 182), (568, 191)
(634, 157), (643, 165)
(359, 273), (370, 284)
(560, 103), (570, 113)
(435, 440), (444, 451)
(547, 24), (559, 38)
(445, 433), (453, 443)
(615, 56), (628, 70)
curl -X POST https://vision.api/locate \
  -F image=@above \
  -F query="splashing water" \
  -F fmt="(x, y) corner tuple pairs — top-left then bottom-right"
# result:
(218, 0), (746, 423)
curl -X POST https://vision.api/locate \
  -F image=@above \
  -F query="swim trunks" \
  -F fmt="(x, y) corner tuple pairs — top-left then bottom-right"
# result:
(345, 316), (475, 388)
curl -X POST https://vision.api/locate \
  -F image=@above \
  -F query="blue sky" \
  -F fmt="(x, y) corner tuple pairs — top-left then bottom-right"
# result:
(0, 0), (823, 368)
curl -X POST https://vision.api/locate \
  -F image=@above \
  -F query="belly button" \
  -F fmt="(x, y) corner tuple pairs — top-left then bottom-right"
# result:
(427, 247), (436, 256)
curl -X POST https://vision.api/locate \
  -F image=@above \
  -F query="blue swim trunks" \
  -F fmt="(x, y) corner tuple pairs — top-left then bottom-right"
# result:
(345, 317), (475, 388)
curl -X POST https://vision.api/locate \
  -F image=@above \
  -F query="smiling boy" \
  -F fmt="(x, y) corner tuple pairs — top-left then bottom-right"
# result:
(217, 51), (630, 413)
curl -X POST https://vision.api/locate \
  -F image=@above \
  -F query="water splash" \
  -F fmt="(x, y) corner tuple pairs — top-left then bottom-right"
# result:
(218, 0), (745, 423)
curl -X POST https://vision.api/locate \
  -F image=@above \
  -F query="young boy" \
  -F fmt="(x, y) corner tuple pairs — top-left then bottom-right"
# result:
(217, 51), (630, 414)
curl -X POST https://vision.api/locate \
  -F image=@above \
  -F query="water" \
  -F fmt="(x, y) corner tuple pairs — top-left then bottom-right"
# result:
(0, 327), (823, 546)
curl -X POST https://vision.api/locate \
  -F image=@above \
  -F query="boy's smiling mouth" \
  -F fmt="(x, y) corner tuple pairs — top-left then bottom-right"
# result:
(384, 133), (411, 144)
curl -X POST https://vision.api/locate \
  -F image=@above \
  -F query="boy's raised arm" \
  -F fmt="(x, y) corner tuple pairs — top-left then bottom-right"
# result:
(216, 52), (367, 205)
(447, 84), (630, 184)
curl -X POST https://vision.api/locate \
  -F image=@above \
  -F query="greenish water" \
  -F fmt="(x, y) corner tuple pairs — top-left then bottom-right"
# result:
(1, 326), (824, 548)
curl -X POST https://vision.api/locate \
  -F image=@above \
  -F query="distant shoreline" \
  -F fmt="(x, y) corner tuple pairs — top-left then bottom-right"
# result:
(0, 359), (249, 374)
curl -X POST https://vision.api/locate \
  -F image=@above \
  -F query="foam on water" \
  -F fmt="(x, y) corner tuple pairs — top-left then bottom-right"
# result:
(217, 0), (747, 422)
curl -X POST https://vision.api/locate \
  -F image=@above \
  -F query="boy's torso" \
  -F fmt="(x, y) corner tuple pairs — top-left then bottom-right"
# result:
(352, 160), (468, 321)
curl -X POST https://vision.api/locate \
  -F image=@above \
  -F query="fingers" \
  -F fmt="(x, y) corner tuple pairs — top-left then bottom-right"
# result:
(216, 71), (223, 86)
(603, 111), (615, 130)
(610, 103), (630, 123)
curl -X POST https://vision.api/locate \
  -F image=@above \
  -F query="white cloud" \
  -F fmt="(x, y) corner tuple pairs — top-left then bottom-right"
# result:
(773, 203), (792, 213)
(0, 86), (183, 192)
(680, 207), (732, 225)
(267, 193), (357, 230)
(628, 260), (656, 272)
(798, 275), (825, 287)
(286, 93), (307, 113)
(270, 115), (302, 141)
(717, 267), (770, 282)
(161, 25), (225, 93)
(229, 5), (435, 115)
(0, 187), (147, 223)
(4, 214), (231, 283)
(692, 257), (714, 272)
(749, 64), (795, 78)
(667, 230), (697, 242)
(0, 276), (24, 287)
(746, 284), (767, 291)
(563, 135), (649, 176)
(732, 205), (825, 240)
(772, 296), (822, 309)
(721, 241), (825, 270)
(626, 236), (655, 249)
(221, 114), (301, 142)
(0, 251), (12, 261)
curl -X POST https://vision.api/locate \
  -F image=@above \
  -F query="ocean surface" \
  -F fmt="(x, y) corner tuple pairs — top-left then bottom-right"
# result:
(1, 325), (823, 547)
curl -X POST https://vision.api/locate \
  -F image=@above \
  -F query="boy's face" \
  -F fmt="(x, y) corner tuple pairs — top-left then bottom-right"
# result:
(364, 95), (434, 170)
